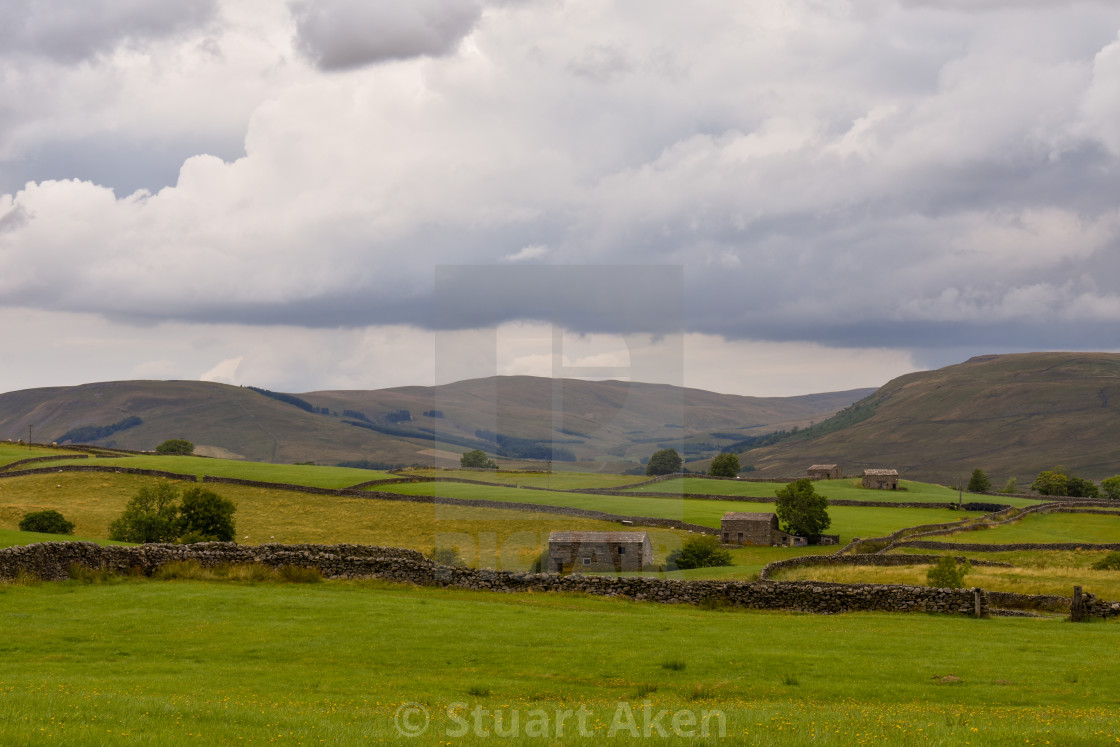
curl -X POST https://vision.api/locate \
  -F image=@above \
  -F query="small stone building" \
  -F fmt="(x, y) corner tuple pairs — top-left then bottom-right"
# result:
(720, 512), (801, 547)
(807, 464), (842, 480)
(547, 531), (652, 573)
(862, 468), (899, 490)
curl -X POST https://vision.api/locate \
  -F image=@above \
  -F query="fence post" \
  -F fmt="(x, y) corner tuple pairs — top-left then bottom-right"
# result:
(973, 587), (984, 618)
(1071, 585), (1085, 622)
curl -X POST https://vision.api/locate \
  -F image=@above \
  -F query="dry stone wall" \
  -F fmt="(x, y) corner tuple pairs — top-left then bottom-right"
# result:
(0, 541), (992, 617)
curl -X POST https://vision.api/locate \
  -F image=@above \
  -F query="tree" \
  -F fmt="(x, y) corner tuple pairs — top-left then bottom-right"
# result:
(667, 536), (732, 570)
(19, 509), (75, 535)
(774, 478), (831, 538)
(460, 449), (497, 469)
(966, 468), (991, 493)
(999, 477), (1018, 494)
(177, 487), (236, 542)
(156, 438), (194, 455)
(108, 481), (181, 543)
(1101, 476), (1120, 501)
(1031, 468), (1069, 496)
(709, 453), (740, 478)
(645, 448), (683, 476)
(1066, 476), (1100, 499)
(926, 556), (970, 589)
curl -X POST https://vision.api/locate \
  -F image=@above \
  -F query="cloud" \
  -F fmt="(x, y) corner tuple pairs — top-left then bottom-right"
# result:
(1, 0), (1120, 372)
(503, 244), (548, 262)
(0, 0), (217, 64)
(290, 0), (482, 69)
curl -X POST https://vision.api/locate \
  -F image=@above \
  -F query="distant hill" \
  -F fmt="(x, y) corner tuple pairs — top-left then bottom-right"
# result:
(0, 377), (872, 470)
(741, 352), (1120, 484)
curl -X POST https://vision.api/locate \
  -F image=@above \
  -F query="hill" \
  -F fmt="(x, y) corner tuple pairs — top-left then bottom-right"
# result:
(0, 377), (871, 469)
(741, 352), (1120, 483)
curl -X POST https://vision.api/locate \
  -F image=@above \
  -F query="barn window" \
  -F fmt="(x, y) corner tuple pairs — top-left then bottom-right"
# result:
(582, 558), (591, 565)
(618, 546), (625, 555)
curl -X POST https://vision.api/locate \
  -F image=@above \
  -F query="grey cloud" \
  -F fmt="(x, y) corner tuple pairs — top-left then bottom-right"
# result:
(290, 0), (482, 70)
(567, 44), (633, 82)
(0, 0), (217, 63)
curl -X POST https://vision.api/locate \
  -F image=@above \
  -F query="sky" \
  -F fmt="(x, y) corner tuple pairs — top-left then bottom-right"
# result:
(1, 0), (1119, 397)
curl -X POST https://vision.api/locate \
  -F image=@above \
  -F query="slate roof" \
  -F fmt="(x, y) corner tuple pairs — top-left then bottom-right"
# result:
(548, 531), (649, 543)
(863, 468), (899, 476)
(721, 512), (774, 522)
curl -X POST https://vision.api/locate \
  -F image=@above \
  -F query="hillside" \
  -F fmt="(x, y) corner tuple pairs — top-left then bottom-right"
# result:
(742, 352), (1120, 483)
(0, 377), (871, 470)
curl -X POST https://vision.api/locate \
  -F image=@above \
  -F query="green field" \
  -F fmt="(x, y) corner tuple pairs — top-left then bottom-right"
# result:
(0, 472), (698, 568)
(0, 579), (1117, 745)
(393, 468), (651, 490)
(374, 480), (979, 543)
(623, 477), (1043, 508)
(9, 454), (386, 488)
(0, 443), (85, 468)
(930, 512), (1120, 545)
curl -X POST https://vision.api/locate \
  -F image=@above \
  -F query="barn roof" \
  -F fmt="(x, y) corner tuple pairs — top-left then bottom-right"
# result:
(548, 531), (650, 543)
(863, 468), (899, 476)
(808, 464), (839, 470)
(721, 512), (774, 522)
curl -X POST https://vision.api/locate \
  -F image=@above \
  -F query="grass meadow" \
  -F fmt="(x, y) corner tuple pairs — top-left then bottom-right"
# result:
(0, 443), (85, 468)
(0, 472), (700, 569)
(9, 454), (386, 488)
(373, 480), (980, 543)
(931, 512), (1120, 545)
(393, 468), (651, 490)
(0, 578), (1118, 745)
(623, 477), (1043, 508)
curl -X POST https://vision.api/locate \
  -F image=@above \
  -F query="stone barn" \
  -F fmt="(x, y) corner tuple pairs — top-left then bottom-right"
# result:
(862, 468), (899, 490)
(547, 531), (652, 573)
(720, 512), (800, 547)
(807, 464), (842, 480)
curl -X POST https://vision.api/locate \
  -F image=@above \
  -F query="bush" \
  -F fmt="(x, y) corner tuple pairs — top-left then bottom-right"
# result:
(109, 481), (236, 544)
(709, 453), (740, 478)
(667, 536), (732, 570)
(1102, 476), (1120, 501)
(427, 546), (465, 566)
(18, 509), (75, 535)
(1092, 551), (1120, 571)
(926, 556), (971, 589)
(1000, 477), (1019, 494)
(155, 438), (194, 455)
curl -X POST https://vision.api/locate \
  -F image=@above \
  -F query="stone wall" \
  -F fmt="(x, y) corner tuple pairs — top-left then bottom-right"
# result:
(0, 454), (89, 472)
(0, 541), (991, 617)
(893, 540), (1120, 552)
(0, 465), (198, 482)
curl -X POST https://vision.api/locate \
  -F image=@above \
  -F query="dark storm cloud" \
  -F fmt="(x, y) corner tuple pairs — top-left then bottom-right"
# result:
(290, 0), (482, 70)
(0, 0), (217, 63)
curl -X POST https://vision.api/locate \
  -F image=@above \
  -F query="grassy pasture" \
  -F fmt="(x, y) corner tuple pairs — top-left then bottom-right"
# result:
(772, 562), (1120, 601)
(0, 473), (696, 569)
(8, 454), (386, 488)
(0, 579), (1117, 745)
(624, 477), (1043, 507)
(932, 512), (1120, 545)
(0, 443), (85, 468)
(392, 468), (650, 490)
(374, 480), (981, 543)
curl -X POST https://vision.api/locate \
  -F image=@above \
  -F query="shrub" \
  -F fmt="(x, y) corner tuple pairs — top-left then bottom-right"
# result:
(1092, 551), (1120, 571)
(18, 509), (75, 535)
(1102, 476), (1120, 501)
(667, 536), (732, 570)
(926, 556), (971, 589)
(427, 546), (465, 566)
(1000, 477), (1019, 494)
(108, 481), (181, 543)
(177, 487), (236, 542)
